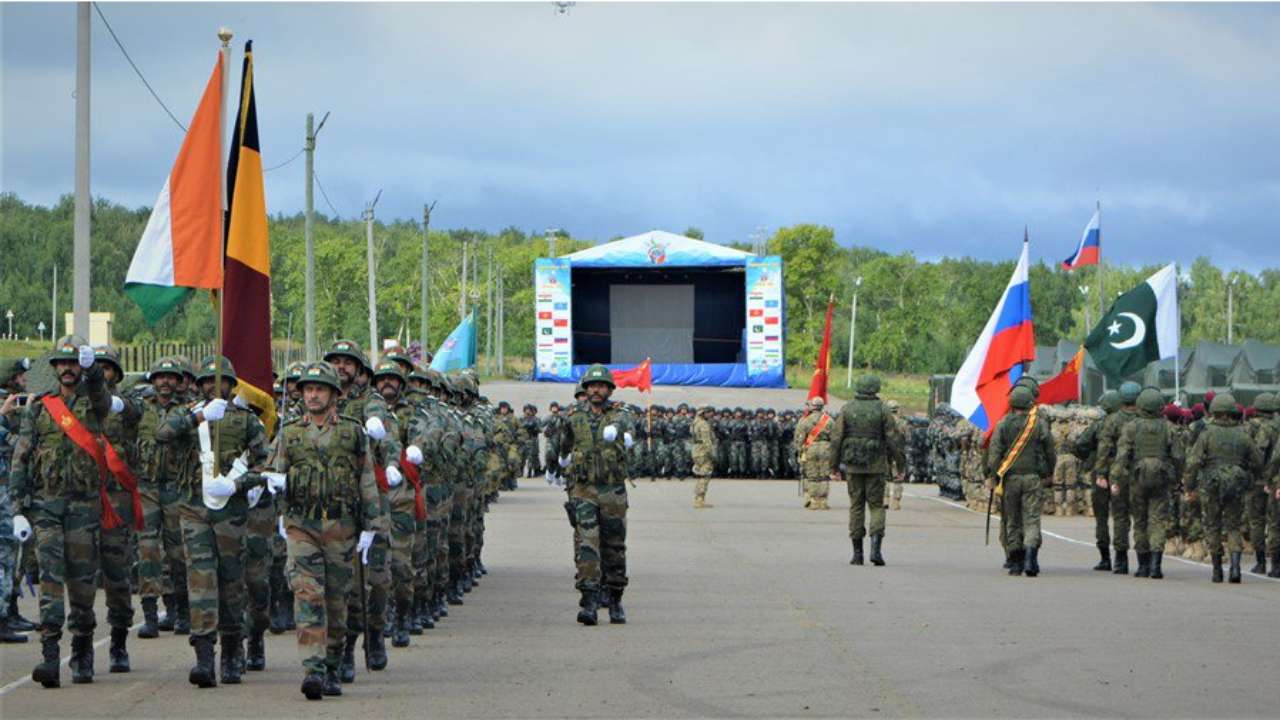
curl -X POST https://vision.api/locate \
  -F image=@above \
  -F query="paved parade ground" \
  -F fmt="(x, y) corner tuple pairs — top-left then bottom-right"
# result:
(2, 480), (1278, 719)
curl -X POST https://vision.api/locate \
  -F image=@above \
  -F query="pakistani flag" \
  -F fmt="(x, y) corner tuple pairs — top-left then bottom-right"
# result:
(1084, 263), (1179, 382)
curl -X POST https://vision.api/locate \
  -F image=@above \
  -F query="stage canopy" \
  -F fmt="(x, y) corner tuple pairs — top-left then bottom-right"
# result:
(533, 231), (786, 388)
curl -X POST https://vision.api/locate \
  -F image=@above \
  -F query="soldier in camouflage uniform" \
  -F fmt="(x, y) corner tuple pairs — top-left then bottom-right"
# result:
(1261, 394), (1280, 577)
(987, 385), (1055, 577)
(794, 397), (834, 510)
(778, 410), (798, 479)
(406, 367), (462, 631)
(271, 362), (382, 699)
(1183, 393), (1264, 583)
(519, 404), (542, 478)
(269, 362), (307, 635)
(728, 409), (749, 478)
(903, 413), (930, 494)
(368, 362), (416, 648)
(543, 401), (568, 485)
(883, 400), (905, 510)
(958, 417), (985, 507)
(1095, 381), (1143, 575)
(1047, 405), (1083, 517)
(1179, 400), (1211, 561)
(11, 338), (111, 686)
(830, 376), (905, 566)
(1245, 393), (1277, 574)
(494, 401), (521, 491)
(929, 404), (967, 505)
(1112, 388), (1184, 579)
(0, 356), (33, 644)
(450, 376), (486, 604)
(157, 355), (269, 687)
(691, 406), (717, 509)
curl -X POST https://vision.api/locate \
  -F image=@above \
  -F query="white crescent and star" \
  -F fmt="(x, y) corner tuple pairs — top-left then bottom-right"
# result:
(1108, 311), (1147, 350)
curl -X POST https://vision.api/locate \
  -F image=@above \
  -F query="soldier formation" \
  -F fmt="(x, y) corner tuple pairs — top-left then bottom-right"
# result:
(0, 337), (520, 700)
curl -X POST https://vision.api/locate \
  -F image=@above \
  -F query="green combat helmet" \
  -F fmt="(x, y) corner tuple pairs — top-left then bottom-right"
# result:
(1098, 390), (1122, 414)
(1013, 375), (1041, 399)
(372, 360), (406, 384)
(93, 345), (123, 377)
(855, 375), (881, 396)
(48, 335), (90, 364)
(196, 355), (238, 384)
(297, 361), (341, 392)
(1, 357), (32, 387)
(150, 357), (184, 379)
(285, 361), (307, 382)
(1254, 392), (1277, 414)
(324, 339), (366, 369)
(581, 364), (616, 388)
(1119, 381), (1142, 404)
(1008, 385), (1035, 410)
(1209, 393), (1240, 416)
(1137, 387), (1165, 416)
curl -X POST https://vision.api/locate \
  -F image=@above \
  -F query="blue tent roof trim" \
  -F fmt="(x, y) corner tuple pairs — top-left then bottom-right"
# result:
(562, 230), (756, 268)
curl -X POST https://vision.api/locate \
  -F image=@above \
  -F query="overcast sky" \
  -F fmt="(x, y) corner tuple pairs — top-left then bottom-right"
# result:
(3, 2), (1278, 269)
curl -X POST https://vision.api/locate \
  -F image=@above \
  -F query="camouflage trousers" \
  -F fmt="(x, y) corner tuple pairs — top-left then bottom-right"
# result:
(285, 515), (355, 675)
(1092, 481), (1111, 548)
(1267, 490), (1280, 555)
(1130, 483), (1170, 554)
(1001, 474), (1043, 552)
(1109, 479), (1131, 552)
(845, 473), (887, 540)
(100, 488), (137, 630)
(0, 483), (17, 618)
(694, 476), (711, 501)
(571, 483), (628, 594)
(1180, 495), (1203, 545)
(750, 442), (770, 477)
(1201, 488), (1245, 555)
(1052, 455), (1080, 515)
(32, 492), (101, 641)
(137, 480), (185, 600)
(692, 447), (716, 480)
(425, 486), (452, 602)
(883, 479), (903, 503)
(630, 443), (650, 478)
(803, 476), (829, 502)
(178, 496), (247, 638)
(673, 441), (692, 478)
(650, 441), (670, 477)
(243, 498), (276, 635)
(728, 442), (748, 477)
(449, 485), (472, 584)
(348, 507), (391, 635)
(1245, 486), (1268, 551)
(388, 485), (421, 612)
(520, 440), (541, 477)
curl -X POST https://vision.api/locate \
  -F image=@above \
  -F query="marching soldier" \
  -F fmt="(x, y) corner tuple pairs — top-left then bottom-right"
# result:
(795, 397), (834, 511)
(1111, 388), (1184, 579)
(691, 405), (717, 509)
(1095, 382), (1143, 574)
(0, 356), (33, 644)
(10, 338), (109, 687)
(1077, 390), (1119, 571)
(520, 404), (542, 478)
(1245, 393), (1277, 574)
(884, 400), (905, 510)
(830, 376), (905, 566)
(987, 385), (1055, 577)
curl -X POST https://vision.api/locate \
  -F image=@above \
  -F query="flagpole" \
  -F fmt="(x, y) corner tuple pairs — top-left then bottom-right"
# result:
(214, 27), (232, 454)
(1174, 263), (1181, 405)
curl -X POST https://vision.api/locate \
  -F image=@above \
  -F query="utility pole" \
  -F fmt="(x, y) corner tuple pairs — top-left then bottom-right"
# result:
(485, 245), (494, 374)
(363, 190), (382, 366)
(846, 277), (862, 388)
(1227, 273), (1238, 344)
(51, 264), (58, 340)
(459, 237), (469, 320)
(303, 110), (329, 361)
(73, 2), (91, 340)
(497, 275), (505, 374)
(420, 201), (435, 352)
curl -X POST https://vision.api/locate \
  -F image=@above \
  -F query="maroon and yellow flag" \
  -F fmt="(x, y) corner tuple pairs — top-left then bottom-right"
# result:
(222, 41), (276, 434)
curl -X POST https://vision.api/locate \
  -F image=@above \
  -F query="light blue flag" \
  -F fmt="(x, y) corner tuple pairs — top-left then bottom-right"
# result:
(430, 311), (477, 372)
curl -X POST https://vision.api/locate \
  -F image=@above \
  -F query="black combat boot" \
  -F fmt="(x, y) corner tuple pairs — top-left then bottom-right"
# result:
(850, 538), (864, 566)
(109, 627), (131, 673)
(1149, 551), (1164, 579)
(1134, 552), (1150, 578)
(284, 589), (296, 630)
(301, 671), (324, 700)
(323, 667), (343, 696)
(462, 571), (474, 593)
(247, 631), (266, 671)
(436, 591), (449, 618)
(1251, 548), (1266, 575)
(340, 633), (357, 683)
(0, 620), (28, 643)
(1211, 554), (1224, 583)
(1092, 545), (1111, 571)
(70, 633), (94, 684)
(220, 634), (242, 684)
(419, 593), (435, 630)
(605, 588), (626, 625)
(1024, 546), (1040, 577)
(1112, 550), (1129, 575)
(448, 580), (465, 605)
(477, 560), (488, 576)
(367, 630), (387, 671)
(269, 593), (288, 635)
(1269, 552), (1280, 579)
(870, 535), (886, 566)
(32, 637), (61, 688)
(1007, 549), (1025, 576)
(1228, 551), (1243, 584)
(392, 600), (411, 648)
(138, 596), (160, 639)
(407, 595), (423, 635)
(577, 591), (599, 626)
(9, 594), (36, 631)
(1002, 552), (1014, 570)
(173, 593), (191, 635)
(158, 593), (176, 632)
(188, 635), (217, 688)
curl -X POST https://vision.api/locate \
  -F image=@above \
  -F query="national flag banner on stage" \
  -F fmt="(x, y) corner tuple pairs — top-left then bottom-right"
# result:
(1037, 349), (1083, 406)
(124, 52), (225, 324)
(1084, 263), (1179, 384)
(431, 312), (477, 372)
(807, 294), (835, 403)
(613, 358), (653, 392)
(221, 41), (276, 434)
(1061, 209), (1101, 271)
(950, 239), (1036, 434)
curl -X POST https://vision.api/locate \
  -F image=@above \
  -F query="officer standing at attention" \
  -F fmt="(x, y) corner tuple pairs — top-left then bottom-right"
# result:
(691, 406), (717, 509)
(986, 385), (1055, 577)
(829, 376), (904, 566)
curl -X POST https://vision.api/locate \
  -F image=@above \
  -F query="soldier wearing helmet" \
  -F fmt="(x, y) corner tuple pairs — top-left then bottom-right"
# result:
(519, 404), (543, 479)
(1111, 388), (1185, 579)
(795, 396), (835, 510)
(882, 400), (906, 511)
(1184, 392), (1264, 584)
(1251, 394), (1280, 577)
(1092, 380), (1144, 575)
(830, 376), (905, 566)
(691, 403), (718, 508)
(987, 385), (1055, 577)
(1244, 393), (1277, 575)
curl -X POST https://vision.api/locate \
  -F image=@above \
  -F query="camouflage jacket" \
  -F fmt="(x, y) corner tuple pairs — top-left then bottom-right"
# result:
(1112, 414), (1185, 487)
(338, 383), (402, 471)
(794, 410), (835, 477)
(137, 394), (196, 483)
(829, 394), (906, 476)
(691, 416), (716, 453)
(1095, 407), (1140, 480)
(9, 364), (111, 509)
(987, 408), (1056, 479)
(406, 396), (462, 487)
(1184, 418), (1263, 494)
(156, 400), (269, 498)
(100, 383), (145, 491)
(274, 410), (383, 529)
(493, 413), (519, 446)
(520, 415), (541, 443)
(565, 402), (629, 490)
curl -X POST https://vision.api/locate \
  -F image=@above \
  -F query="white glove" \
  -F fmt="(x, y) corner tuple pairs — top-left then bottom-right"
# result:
(203, 398), (228, 422)
(386, 465), (403, 488)
(264, 472), (287, 493)
(545, 469), (556, 485)
(404, 445), (424, 466)
(278, 516), (288, 540)
(602, 424), (618, 442)
(233, 394), (249, 409)
(365, 417), (387, 440)
(247, 485), (264, 508)
(623, 432), (635, 449)
(559, 453), (573, 468)
(205, 473), (236, 498)
(12, 514), (32, 543)
(357, 530), (376, 564)
(78, 345), (96, 369)
(110, 396), (125, 414)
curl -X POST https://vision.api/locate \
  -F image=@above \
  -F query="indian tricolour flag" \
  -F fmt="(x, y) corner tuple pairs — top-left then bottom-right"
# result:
(124, 53), (226, 324)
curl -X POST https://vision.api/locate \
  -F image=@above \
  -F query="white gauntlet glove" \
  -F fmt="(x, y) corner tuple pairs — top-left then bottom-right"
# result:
(365, 417), (387, 440)
(78, 345), (96, 369)
(205, 473), (236, 498)
(264, 472), (287, 493)
(202, 398), (228, 422)
(278, 516), (288, 540)
(559, 453), (573, 469)
(623, 432), (635, 449)
(357, 531), (376, 564)
(110, 396), (125, 415)
(247, 486), (264, 508)
(12, 514), (32, 542)
(404, 445), (424, 466)
(602, 425), (618, 442)
(233, 393), (249, 409)
(386, 465), (403, 488)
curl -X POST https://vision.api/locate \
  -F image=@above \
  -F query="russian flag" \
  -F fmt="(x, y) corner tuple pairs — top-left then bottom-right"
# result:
(950, 240), (1036, 434)
(1061, 209), (1100, 270)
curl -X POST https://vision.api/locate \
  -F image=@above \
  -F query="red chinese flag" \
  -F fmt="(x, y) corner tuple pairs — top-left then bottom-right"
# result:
(613, 358), (652, 392)
(807, 295), (835, 403)
(1038, 349), (1083, 406)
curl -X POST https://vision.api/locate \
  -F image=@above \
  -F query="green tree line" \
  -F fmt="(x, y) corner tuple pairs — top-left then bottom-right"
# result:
(3, 193), (1279, 374)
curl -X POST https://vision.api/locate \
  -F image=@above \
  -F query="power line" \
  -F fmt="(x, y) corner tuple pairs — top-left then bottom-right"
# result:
(264, 147), (304, 172)
(312, 167), (341, 218)
(91, 2), (187, 133)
